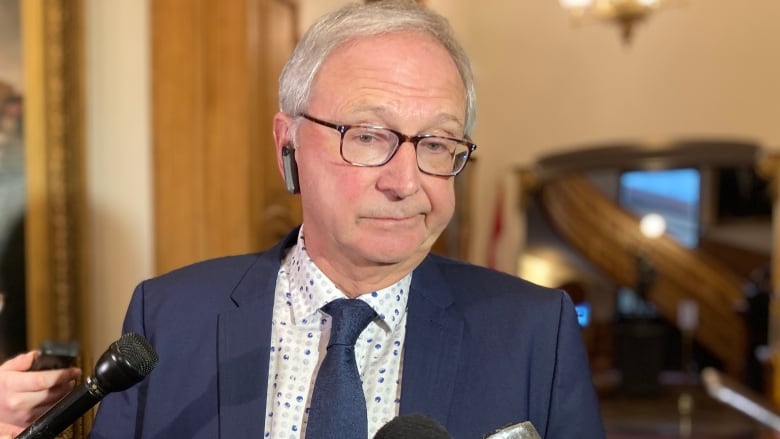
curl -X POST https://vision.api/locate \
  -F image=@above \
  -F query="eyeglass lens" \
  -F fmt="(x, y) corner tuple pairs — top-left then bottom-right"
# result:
(342, 126), (471, 176)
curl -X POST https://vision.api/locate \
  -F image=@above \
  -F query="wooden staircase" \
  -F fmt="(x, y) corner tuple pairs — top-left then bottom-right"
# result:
(539, 174), (748, 376)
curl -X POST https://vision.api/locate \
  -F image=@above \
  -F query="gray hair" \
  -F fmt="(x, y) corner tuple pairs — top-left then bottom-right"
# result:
(278, 0), (477, 137)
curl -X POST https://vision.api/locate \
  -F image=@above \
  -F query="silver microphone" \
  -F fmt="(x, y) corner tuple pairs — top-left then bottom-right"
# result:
(483, 421), (541, 439)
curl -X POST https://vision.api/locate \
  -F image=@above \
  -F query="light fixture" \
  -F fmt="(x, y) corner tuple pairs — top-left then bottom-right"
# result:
(633, 212), (665, 307)
(640, 213), (667, 239)
(560, 0), (678, 43)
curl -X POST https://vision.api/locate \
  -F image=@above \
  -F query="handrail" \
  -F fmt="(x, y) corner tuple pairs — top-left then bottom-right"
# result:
(540, 174), (747, 376)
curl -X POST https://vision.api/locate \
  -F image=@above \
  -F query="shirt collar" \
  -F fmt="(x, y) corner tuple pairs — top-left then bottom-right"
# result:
(284, 226), (411, 332)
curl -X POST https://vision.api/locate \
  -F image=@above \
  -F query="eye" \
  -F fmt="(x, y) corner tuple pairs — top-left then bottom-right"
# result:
(420, 138), (455, 155)
(347, 127), (393, 147)
(356, 133), (377, 145)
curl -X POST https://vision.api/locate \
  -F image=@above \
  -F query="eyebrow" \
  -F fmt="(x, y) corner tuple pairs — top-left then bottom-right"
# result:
(346, 106), (465, 133)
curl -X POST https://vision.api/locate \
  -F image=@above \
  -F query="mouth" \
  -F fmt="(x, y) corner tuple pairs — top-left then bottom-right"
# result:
(362, 214), (424, 227)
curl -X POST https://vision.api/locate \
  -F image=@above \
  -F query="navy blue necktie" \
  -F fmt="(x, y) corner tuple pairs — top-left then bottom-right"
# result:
(306, 299), (377, 439)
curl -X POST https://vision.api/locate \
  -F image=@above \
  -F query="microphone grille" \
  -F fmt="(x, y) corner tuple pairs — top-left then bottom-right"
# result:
(116, 332), (159, 376)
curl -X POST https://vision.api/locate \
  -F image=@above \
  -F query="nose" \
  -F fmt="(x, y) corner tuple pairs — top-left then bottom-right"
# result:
(375, 141), (421, 199)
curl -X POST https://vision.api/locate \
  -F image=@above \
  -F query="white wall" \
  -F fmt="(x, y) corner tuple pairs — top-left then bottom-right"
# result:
(82, 0), (780, 348)
(434, 0), (780, 264)
(85, 0), (153, 356)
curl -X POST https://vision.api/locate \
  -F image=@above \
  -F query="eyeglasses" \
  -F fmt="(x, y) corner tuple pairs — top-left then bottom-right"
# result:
(300, 113), (477, 177)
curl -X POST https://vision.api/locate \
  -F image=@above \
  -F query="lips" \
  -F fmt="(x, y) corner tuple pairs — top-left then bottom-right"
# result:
(361, 210), (427, 222)
(361, 206), (430, 220)
(369, 215), (418, 221)
(359, 213), (426, 230)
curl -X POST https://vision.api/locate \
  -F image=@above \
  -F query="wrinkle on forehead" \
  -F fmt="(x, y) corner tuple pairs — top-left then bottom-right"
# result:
(310, 32), (467, 133)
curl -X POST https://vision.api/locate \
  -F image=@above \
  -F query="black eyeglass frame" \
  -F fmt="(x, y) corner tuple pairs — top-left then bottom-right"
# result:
(299, 113), (477, 177)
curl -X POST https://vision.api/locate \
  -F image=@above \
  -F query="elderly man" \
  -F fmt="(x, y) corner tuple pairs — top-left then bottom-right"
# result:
(90, 1), (604, 438)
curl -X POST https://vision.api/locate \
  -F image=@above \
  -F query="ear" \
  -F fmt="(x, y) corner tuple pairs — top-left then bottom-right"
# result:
(273, 112), (295, 179)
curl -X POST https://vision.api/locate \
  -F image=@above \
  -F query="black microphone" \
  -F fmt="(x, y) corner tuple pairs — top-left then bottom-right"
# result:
(16, 332), (159, 439)
(373, 413), (452, 439)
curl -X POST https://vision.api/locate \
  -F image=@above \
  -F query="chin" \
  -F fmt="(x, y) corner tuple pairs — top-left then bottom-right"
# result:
(358, 236), (433, 265)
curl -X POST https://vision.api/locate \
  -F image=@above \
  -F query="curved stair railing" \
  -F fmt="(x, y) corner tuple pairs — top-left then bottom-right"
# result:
(540, 173), (748, 375)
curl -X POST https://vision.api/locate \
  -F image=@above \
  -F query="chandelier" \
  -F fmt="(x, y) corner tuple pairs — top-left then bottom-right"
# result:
(560, 0), (676, 43)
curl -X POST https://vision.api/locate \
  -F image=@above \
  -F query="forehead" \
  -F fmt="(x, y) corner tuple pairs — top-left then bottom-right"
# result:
(331, 30), (447, 58)
(309, 31), (466, 124)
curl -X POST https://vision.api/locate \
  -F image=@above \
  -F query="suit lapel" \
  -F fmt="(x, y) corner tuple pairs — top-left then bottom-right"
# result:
(217, 231), (296, 438)
(399, 257), (464, 424)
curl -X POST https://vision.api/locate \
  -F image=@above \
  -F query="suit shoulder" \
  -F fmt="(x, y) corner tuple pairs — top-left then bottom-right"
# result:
(427, 254), (567, 305)
(139, 252), (273, 302)
(429, 254), (551, 291)
(157, 253), (265, 281)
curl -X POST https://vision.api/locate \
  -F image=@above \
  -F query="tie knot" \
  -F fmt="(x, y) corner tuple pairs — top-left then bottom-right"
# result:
(323, 299), (376, 347)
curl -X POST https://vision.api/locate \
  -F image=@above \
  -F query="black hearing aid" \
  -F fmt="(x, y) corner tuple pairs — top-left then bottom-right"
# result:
(281, 145), (300, 194)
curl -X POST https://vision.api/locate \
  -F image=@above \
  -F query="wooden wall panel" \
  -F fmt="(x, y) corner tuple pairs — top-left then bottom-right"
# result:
(152, 0), (208, 273)
(249, 0), (302, 251)
(202, 0), (253, 256)
(152, 0), (300, 275)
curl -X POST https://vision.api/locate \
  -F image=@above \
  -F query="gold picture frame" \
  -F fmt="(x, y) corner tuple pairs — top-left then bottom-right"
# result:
(22, 0), (86, 363)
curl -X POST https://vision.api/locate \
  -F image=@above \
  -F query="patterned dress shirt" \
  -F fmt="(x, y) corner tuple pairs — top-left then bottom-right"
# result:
(263, 228), (410, 438)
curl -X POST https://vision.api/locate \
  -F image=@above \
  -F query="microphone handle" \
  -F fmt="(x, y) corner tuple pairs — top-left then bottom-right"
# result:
(16, 382), (101, 439)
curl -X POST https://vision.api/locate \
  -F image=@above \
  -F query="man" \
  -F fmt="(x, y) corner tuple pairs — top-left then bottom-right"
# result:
(90, 1), (605, 438)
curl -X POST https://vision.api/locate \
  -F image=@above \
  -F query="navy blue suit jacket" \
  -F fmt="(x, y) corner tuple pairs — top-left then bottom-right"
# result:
(89, 230), (604, 438)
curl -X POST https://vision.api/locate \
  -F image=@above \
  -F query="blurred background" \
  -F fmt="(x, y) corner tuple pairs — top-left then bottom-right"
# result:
(2, 0), (780, 437)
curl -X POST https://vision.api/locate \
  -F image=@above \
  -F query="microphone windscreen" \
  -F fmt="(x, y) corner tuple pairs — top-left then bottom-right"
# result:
(374, 413), (452, 439)
(115, 332), (159, 376)
(93, 332), (159, 394)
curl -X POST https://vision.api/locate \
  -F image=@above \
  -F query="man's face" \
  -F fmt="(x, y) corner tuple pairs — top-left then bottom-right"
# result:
(290, 31), (467, 278)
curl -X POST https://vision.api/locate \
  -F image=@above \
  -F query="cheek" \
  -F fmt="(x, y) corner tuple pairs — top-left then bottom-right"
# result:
(299, 162), (366, 209)
(427, 180), (456, 223)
